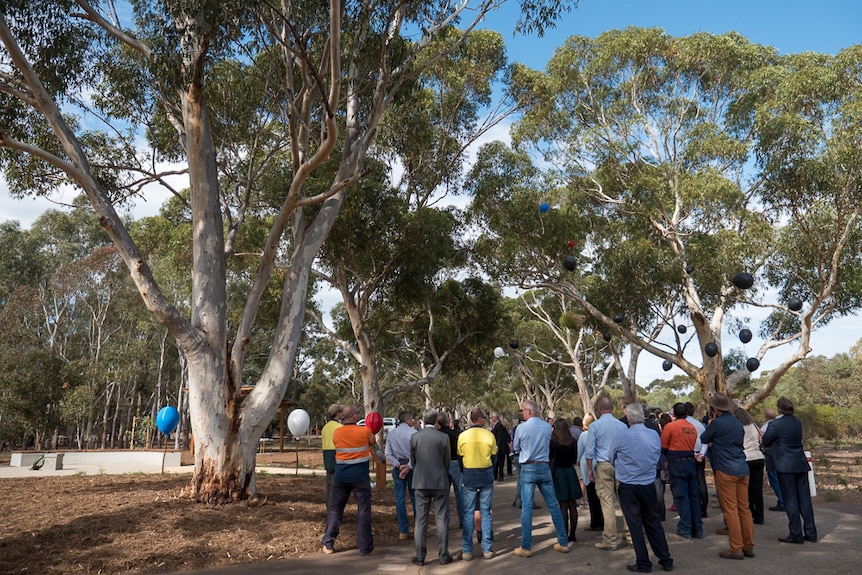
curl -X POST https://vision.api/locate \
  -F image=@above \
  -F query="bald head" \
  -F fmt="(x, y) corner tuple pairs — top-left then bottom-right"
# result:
(342, 405), (359, 422)
(597, 396), (614, 414)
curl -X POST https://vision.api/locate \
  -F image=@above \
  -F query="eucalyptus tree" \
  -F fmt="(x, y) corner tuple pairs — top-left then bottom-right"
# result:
(520, 288), (627, 417)
(0, 285), (66, 449)
(380, 277), (504, 408)
(742, 46), (862, 405)
(308, 26), (510, 417)
(466, 140), (644, 412)
(0, 221), (47, 305)
(499, 28), (862, 404)
(0, 0), (575, 502)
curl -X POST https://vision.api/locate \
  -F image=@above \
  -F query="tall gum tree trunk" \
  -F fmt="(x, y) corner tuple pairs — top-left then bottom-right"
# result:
(358, 339), (381, 415)
(188, 350), (251, 503)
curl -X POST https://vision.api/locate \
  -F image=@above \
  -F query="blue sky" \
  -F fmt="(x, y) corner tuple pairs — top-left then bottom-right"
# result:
(481, 0), (860, 65)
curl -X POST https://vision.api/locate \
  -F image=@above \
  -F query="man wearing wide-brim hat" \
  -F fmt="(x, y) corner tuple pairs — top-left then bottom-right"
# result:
(700, 393), (755, 560)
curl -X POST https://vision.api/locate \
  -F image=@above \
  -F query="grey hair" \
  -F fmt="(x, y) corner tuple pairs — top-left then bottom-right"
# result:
(625, 402), (645, 425)
(423, 408), (438, 425)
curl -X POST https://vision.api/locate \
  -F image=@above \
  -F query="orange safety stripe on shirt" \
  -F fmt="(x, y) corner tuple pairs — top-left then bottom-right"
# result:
(334, 424), (374, 464)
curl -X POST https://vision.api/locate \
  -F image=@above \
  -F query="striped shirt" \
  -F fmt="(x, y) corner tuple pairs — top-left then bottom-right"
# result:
(334, 424), (375, 483)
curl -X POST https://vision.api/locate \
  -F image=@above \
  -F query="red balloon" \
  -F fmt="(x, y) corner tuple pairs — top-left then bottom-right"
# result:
(566, 240), (576, 249)
(365, 411), (383, 434)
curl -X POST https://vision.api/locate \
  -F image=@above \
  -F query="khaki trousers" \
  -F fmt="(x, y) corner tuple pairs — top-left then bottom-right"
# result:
(595, 461), (627, 546)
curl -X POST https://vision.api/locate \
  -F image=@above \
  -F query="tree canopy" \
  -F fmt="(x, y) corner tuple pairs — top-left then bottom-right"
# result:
(0, 0), (576, 502)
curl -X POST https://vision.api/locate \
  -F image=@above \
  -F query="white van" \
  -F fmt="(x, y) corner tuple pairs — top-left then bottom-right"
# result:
(356, 417), (398, 435)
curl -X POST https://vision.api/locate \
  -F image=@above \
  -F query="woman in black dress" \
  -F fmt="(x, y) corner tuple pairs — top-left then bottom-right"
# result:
(551, 418), (583, 542)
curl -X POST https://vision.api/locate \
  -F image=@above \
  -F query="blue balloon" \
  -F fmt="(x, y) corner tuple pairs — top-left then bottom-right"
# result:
(156, 406), (180, 435)
(540, 202), (550, 212)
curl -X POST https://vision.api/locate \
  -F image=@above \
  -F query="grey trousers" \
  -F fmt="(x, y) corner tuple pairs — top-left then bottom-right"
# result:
(414, 488), (450, 562)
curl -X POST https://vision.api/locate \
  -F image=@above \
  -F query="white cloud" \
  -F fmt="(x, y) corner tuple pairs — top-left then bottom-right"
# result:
(1, 166), (185, 229)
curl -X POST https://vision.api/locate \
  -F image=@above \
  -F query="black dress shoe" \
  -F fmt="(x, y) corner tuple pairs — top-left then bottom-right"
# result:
(778, 537), (803, 544)
(411, 558), (425, 566)
(440, 556), (453, 565)
(804, 535), (817, 543)
(626, 564), (652, 573)
(770, 505), (786, 512)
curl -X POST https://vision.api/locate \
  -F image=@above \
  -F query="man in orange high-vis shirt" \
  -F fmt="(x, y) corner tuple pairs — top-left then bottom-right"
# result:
(661, 402), (703, 541)
(322, 405), (377, 556)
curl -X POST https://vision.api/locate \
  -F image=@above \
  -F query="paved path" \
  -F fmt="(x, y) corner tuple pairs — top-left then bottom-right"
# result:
(3, 462), (858, 574)
(167, 475), (862, 575)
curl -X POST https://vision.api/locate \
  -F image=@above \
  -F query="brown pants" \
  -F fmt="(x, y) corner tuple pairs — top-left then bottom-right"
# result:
(714, 470), (755, 552)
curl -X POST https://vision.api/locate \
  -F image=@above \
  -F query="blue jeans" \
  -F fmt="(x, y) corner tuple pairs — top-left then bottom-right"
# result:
(449, 461), (465, 527)
(768, 467), (784, 506)
(518, 463), (568, 550)
(393, 468), (415, 535)
(668, 458), (702, 537)
(461, 483), (494, 554)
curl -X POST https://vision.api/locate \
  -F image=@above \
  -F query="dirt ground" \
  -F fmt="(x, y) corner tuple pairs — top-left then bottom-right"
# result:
(0, 445), (860, 575)
(0, 448), (404, 575)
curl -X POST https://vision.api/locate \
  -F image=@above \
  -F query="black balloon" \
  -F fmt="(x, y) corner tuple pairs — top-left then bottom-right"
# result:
(563, 255), (577, 272)
(704, 342), (719, 357)
(613, 313), (625, 323)
(746, 357), (760, 372)
(731, 272), (754, 289)
(788, 297), (803, 312)
(602, 332), (612, 342)
(508, 339), (519, 349)
(739, 328), (753, 344)
(662, 359), (673, 372)
(677, 325), (687, 334)
(685, 265), (695, 274)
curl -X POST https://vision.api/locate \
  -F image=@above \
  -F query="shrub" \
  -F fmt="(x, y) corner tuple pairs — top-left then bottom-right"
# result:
(796, 405), (862, 441)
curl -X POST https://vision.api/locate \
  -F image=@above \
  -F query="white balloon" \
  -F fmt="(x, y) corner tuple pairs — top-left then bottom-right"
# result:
(287, 408), (310, 437)
(493, 346), (506, 358)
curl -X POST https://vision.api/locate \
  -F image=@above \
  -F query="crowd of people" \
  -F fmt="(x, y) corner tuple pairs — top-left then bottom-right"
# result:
(319, 393), (817, 572)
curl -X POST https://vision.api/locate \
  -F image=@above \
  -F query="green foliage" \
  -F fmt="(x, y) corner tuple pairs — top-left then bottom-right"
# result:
(796, 405), (862, 441)
(0, 221), (48, 305)
(0, 286), (66, 446)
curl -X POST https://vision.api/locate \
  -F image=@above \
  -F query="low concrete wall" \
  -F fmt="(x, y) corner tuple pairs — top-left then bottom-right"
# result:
(10, 452), (64, 469)
(11, 450), (182, 469)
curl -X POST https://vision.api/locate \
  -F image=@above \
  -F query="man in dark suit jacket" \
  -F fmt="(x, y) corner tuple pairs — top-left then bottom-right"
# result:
(406, 408), (453, 566)
(490, 412), (510, 481)
(761, 397), (818, 544)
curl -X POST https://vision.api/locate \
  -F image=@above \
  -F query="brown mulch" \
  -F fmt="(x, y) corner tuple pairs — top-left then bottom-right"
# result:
(0, 449), (402, 575)
(0, 445), (860, 575)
